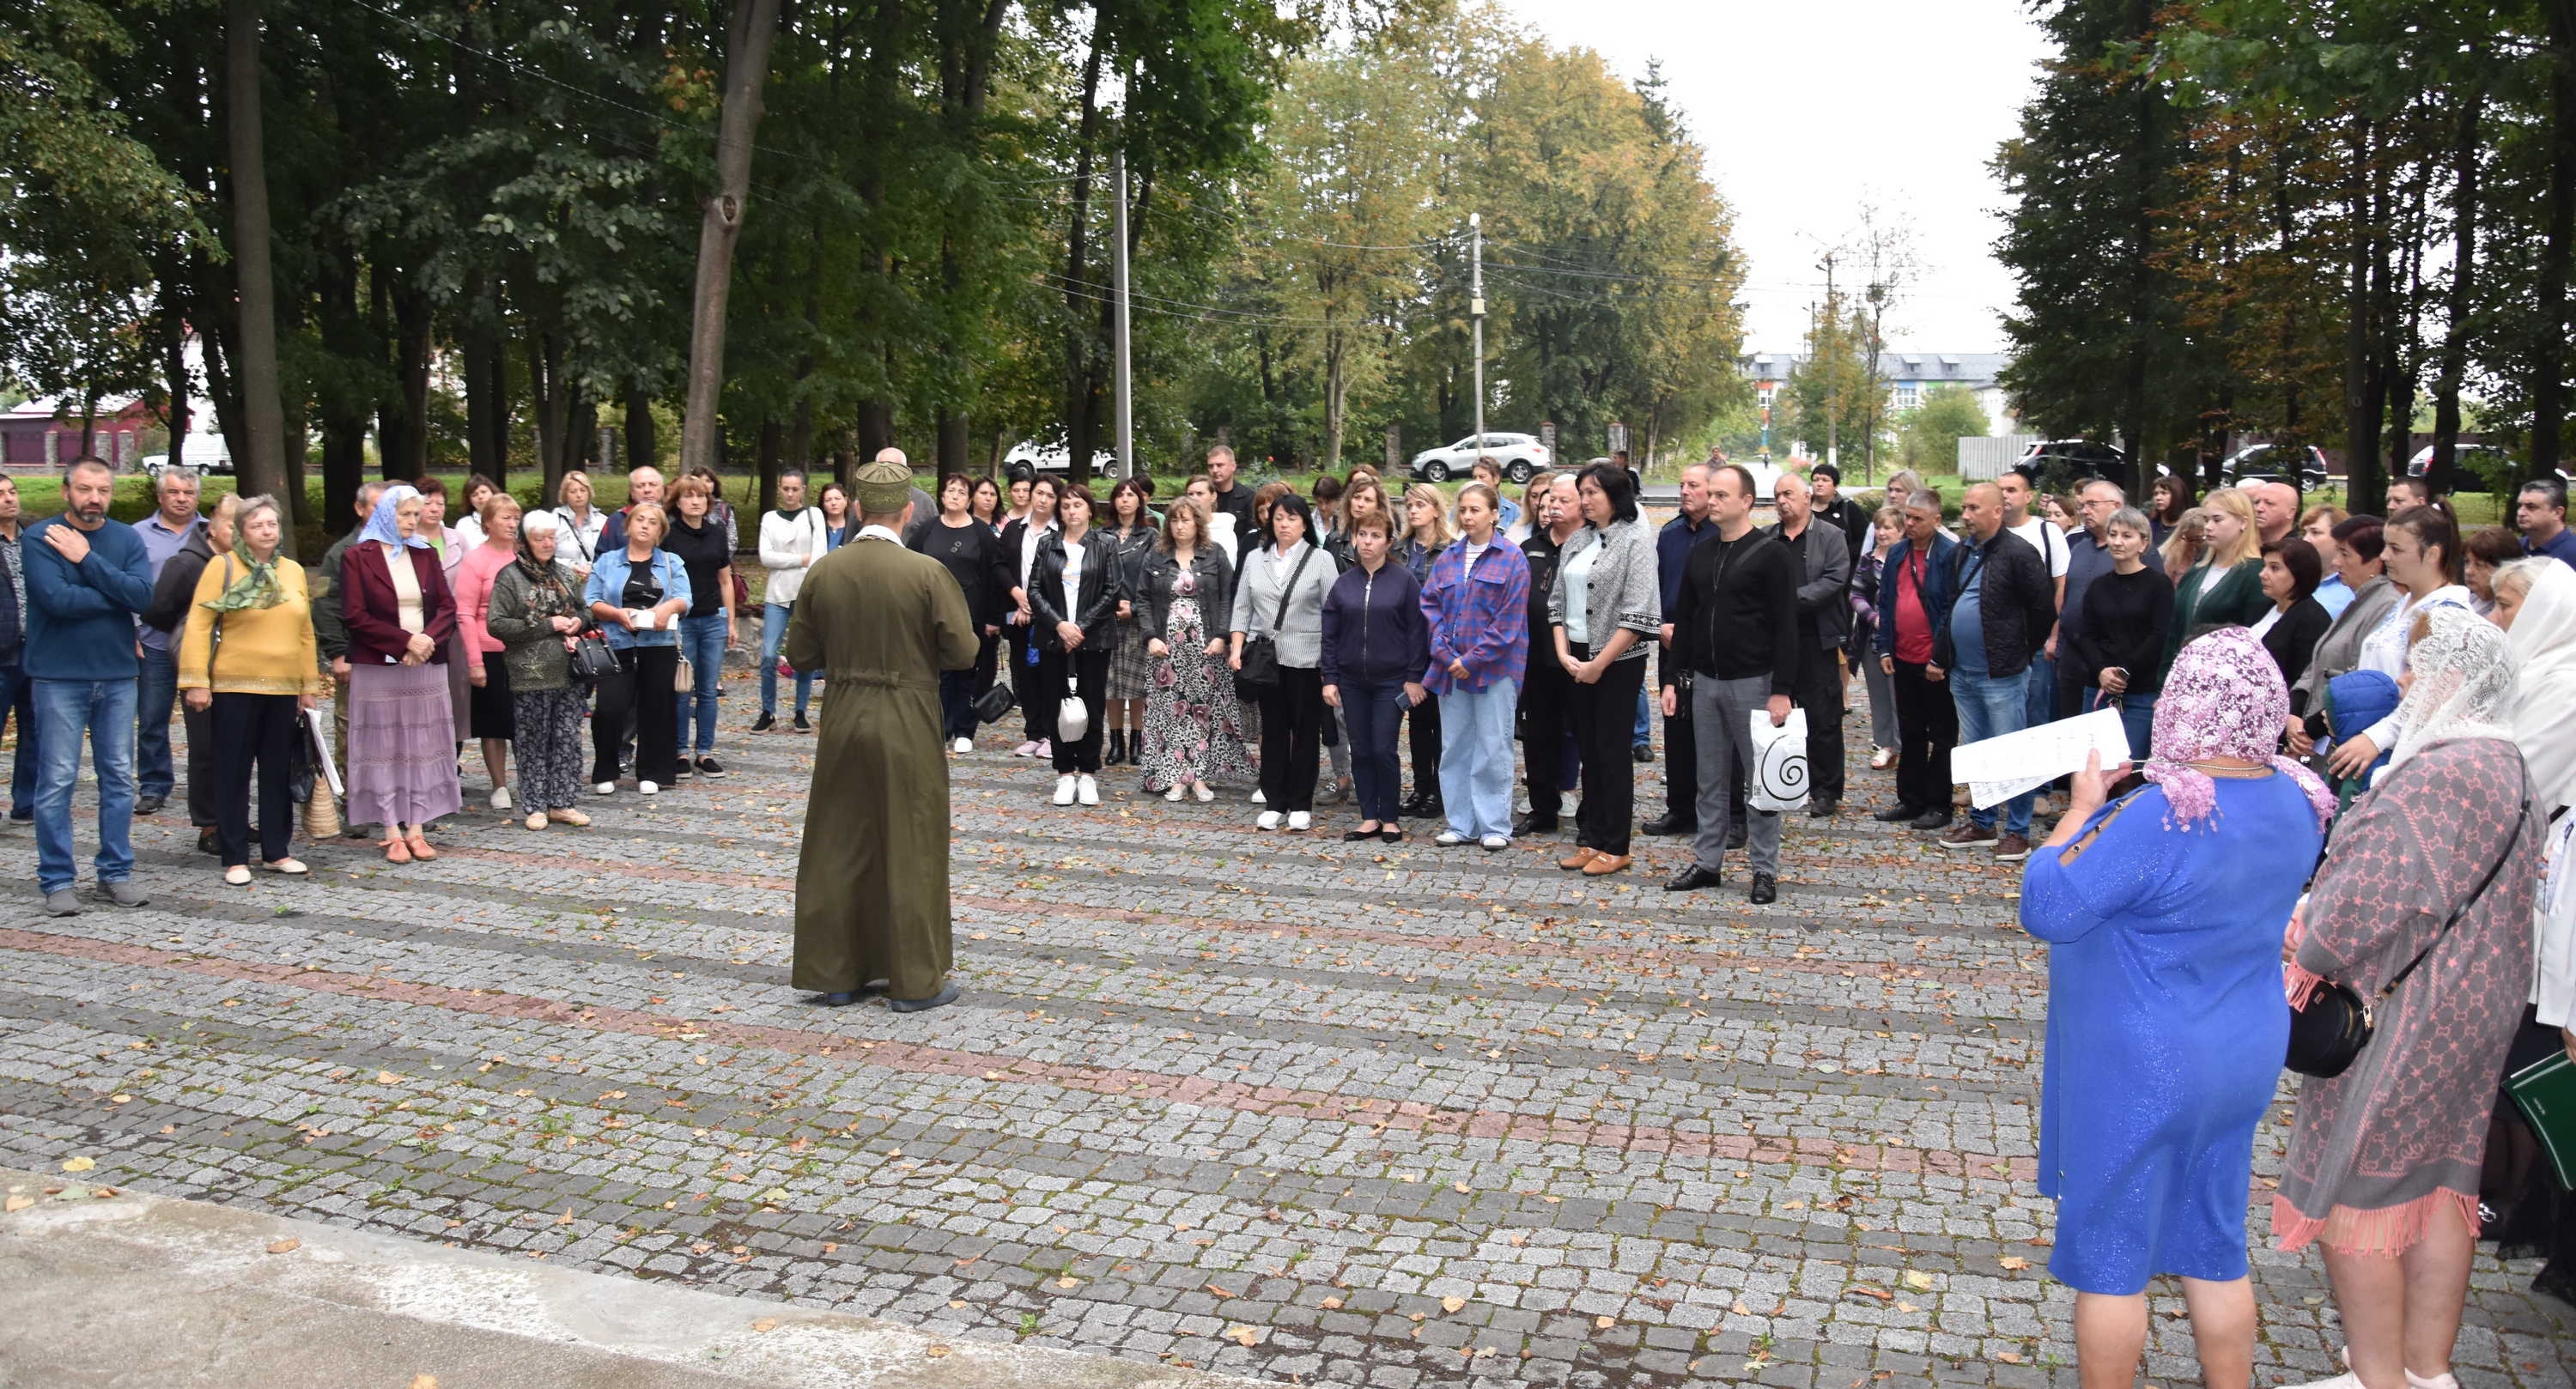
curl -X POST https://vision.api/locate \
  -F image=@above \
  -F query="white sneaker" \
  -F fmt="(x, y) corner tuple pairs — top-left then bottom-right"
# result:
(1479, 834), (1510, 851)
(592, 781), (617, 796)
(1435, 830), (1467, 846)
(1012, 740), (1038, 757)
(1252, 789), (1267, 804)
(637, 780), (659, 796)
(1035, 739), (1051, 758)
(1285, 810), (1311, 832)
(489, 785), (513, 810)
(1256, 810), (1282, 830)
(1164, 784), (1185, 802)
(952, 737), (972, 755)
(1560, 793), (1577, 817)
(1193, 780), (1214, 803)
(1076, 774), (1100, 806)
(1052, 774), (1078, 807)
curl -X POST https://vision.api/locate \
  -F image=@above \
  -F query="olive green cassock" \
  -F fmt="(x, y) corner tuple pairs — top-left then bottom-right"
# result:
(784, 532), (980, 998)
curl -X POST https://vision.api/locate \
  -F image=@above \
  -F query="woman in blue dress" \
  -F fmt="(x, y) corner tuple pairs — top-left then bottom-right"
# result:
(2020, 627), (2336, 1388)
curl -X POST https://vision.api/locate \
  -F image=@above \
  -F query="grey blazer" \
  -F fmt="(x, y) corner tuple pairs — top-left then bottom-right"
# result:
(1768, 519), (1853, 650)
(1546, 518), (1660, 662)
(1230, 539), (1340, 670)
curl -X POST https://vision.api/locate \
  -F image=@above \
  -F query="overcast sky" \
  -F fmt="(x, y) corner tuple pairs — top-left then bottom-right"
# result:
(1503, 0), (2052, 355)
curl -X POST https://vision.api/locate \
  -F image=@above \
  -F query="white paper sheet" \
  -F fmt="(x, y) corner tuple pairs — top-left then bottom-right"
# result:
(304, 705), (344, 799)
(1949, 707), (2134, 810)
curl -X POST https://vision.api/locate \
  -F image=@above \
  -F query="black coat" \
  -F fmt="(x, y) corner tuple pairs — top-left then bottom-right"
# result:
(1934, 528), (2056, 678)
(1766, 519), (1853, 650)
(1028, 530), (1123, 653)
(2260, 596), (2335, 695)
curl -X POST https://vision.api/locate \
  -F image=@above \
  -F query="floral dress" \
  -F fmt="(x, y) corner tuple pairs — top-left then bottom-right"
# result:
(1139, 569), (1256, 792)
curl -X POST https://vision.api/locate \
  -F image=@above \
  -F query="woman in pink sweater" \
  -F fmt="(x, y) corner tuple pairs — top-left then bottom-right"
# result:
(452, 492), (524, 810)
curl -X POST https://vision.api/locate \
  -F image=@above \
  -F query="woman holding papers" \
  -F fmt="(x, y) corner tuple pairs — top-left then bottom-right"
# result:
(582, 502), (692, 797)
(2020, 629), (2333, 1389)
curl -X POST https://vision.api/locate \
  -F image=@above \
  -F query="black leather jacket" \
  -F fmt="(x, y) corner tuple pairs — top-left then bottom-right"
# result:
(1029, 530), (1124, 653)
(1132, 546), (1234, 646)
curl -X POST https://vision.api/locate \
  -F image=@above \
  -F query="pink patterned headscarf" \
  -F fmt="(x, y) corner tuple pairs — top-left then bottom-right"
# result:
(2145, 628), (2336, 830)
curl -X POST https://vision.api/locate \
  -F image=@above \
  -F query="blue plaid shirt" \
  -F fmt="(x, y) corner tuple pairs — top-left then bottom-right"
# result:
(1419, 538), (1530, 694)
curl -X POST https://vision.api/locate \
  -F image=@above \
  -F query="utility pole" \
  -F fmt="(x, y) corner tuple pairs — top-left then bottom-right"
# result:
(1110, 149), (1134, 480)
(1469, 213), (1485, 445)
(1819, 249), (1838, 473)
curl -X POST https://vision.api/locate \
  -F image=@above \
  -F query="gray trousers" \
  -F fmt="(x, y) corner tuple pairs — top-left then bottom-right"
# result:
(1691, 673), (1781, 876)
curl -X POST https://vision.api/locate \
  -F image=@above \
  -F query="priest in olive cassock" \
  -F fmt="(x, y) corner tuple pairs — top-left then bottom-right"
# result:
(786, 455), (980, 1012)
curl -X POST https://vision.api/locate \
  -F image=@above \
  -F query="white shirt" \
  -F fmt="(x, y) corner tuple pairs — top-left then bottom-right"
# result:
(758, 507), (828, 605)
(2249, 605), (2286, 642)
(858, 524), (904, 544)
(1562, 542), (1601, 645)
(2008, 517), (2070, 579)
(1059, 537), (1087, 625)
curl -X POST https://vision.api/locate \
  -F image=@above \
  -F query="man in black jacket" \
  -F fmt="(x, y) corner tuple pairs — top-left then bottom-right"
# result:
(1768, 475), (1853, 816)
(140, 494), (239, 854)
(1935, 482), (2057, 862)
(1514, 472), (1580, 835)
(1662, 464), (1799, 904)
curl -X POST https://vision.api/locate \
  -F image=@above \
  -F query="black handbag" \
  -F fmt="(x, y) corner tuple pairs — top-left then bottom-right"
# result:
(2287, 798), (2527, 1078)
(972, 680), (1016, 725)
(568, 633), (619, 688)
(1233, 543), (1315, 696)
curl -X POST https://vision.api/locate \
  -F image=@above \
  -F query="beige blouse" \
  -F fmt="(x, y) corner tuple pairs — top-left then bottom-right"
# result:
(381, 543), (425, 633)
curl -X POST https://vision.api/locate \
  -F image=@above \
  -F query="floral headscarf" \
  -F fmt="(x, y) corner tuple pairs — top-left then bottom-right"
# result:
(2145, 627), (2335, 830)
(357, 484), (429, 549)
(2391, 604), (2519, 769)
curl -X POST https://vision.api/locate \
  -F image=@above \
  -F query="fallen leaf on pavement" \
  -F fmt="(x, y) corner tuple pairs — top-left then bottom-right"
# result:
(407, 1376), (438, 1389)
(1319, 1297), (1343, 1310)
(61, 1157), (94, 1174)
(1901, 1271), (1935, 1290)
(1440, 1296), (1466, 1313)
(751, 1319), (777, 1333)
(1595, 1315), (1615, 1329)
(925, 1345), (951, 1359)
(1225, 1326), (1261, 1348)
(266, 1238), (301, 1254)
(1998, 1255), (2032, 1271)
(377, 1071), (401, 1084)
(4, 1196), (31, 1213)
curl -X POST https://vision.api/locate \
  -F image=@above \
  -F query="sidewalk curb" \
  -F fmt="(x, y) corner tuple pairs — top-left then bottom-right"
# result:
(0, 1169), (1277, 1389)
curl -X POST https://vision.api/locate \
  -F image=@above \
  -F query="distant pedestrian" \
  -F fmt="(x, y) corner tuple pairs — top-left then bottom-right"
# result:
(755, 469), (826, 733)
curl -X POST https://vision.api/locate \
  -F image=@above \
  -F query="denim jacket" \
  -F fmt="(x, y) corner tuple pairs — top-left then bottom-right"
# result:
(582, 548), (692, 651)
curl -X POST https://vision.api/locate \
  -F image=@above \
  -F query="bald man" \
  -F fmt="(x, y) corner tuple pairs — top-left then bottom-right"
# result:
(874, 446), (940, 548)
(2251, 481), (2300, 549)
(1936, 482), (2057, 863)
(598, 465), (667, 553)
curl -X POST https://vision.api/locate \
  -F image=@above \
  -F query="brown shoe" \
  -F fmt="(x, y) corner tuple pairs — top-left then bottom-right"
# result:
(1581, 852), (1632, 876)
(1940, 821), (1998, 851)
(1995, 832), (2032, 863)
(1558, 847), (1598, 871)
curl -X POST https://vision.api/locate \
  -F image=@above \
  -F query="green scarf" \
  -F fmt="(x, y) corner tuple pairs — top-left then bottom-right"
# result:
(203, 553), (286, 613)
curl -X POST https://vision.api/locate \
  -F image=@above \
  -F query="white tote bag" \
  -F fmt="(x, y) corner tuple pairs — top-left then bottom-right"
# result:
(1056, 694), (1091, 743)
(1747, 706), (1811, 813)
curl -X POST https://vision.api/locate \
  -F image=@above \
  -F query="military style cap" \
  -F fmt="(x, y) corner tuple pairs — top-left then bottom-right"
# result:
(852, 458), (911, 512)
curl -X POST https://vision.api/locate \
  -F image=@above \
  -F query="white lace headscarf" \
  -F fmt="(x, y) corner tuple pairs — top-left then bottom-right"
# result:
(2390, 604), (2520, 769)
(2504, 558), (2576, 813)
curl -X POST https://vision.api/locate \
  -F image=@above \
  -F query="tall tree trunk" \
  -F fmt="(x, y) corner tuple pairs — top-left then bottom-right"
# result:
(159, 282), (191, 460)
(392, 282), (432, 481)
(2430, 76), (2484, 494)
(677, 0), (784, 480)
(2117, 0), (2159, 497)
(223, 0), (293, 551)
(2342, 118), (2386, 516)
(757, 416), (783, 517)
(936, 409), (969, 476)
(464, 270), (505, 483)
(2535, 0), (2576, 478)
(856, 399), (895, 461)
(624, 381), (657, 475)
(567, 393), (597, 474)
(529, 324), (571, 498)
(1060, 4), (1110, 488)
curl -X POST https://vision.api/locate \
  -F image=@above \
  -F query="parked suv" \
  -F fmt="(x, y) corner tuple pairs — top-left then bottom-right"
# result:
(2217, 443), (2330, 492)
(2405, 444), (2522, 493)
(2014, 439), (2129, 482)
(1407, 432), (1552, 483)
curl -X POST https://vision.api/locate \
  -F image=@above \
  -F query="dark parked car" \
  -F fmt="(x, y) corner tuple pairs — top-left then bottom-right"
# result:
(2217, 443), (2330, 492)
(2014, 439), (2130, 482)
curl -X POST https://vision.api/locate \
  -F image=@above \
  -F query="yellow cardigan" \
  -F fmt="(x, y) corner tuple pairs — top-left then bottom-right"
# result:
(178, 555), (323, 696)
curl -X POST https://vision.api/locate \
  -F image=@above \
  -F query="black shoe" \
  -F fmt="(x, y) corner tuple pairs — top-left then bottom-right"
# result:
(793, 712), (811, 732)
(696, 757), (726, 779)
(1511, 811), (1558, 836)
(1631, 743), (1653, 763)
(1341, 828), (1380, 841)
(136, 794), (167, 816)
(1725, 824), (1747, 851)
(1873, 803), (1927, 823)
(813, 980), (888, 1007)
(1664, 864), (1725, 893)
(889, 983), (962, 1014)
(1108, 731), (1127, 765)
(1805, 798), (1839, 819)
(1640, 812), (1695, 837)
(672, 763), (694, 779)
(1909, 808), (1953, 831)
(1749, 872), (1777, 905)
(196, 828), (219, 857)
(752, 712), (775, 732)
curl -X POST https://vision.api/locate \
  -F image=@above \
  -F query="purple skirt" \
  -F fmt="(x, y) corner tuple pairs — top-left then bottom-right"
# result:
(346, 661), (465, 828)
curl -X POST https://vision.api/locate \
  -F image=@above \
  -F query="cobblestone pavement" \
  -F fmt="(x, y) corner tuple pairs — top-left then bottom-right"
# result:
(1, 696), (2568, 1388)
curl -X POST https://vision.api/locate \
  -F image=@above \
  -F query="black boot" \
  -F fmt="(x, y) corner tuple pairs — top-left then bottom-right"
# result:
(1107, 730), (1126, 766)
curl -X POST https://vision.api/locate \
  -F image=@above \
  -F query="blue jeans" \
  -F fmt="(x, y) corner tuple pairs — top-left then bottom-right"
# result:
(2022, 652), (2057, 731)
(1440, 679), (1519, 840)
(677, 612), (727, 755)
(0, 661), (39, 816)
(33, 677), (137, 894)
(1632, 685), (1652, 745)
(137, 644), (178, 798)
(1952, 665), (2033, 834)
(1339, 679), (1410, 823)
(759, 603), (811, 717)
(2084, 685), (2158, 763)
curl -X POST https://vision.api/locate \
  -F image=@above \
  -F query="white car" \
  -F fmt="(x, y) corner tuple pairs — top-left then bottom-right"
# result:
(1003, 440), (1119, 476)
(1406, 433), (1552, 484)
(143, 434), (233, 477)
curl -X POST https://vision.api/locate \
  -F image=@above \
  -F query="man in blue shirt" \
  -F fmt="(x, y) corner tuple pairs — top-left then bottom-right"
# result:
(1937, 482), (2055, 864)
(2519, 479), (2576, 569)
(131, 466), (204, 815)
(24, 458), (158, 914)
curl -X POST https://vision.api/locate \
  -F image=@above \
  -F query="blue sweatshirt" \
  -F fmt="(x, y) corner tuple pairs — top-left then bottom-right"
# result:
(1319, 559), (1430, 689)
(21, 517), (155, 682)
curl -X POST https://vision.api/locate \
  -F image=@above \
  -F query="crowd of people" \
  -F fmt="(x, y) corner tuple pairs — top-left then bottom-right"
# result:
(11, 438), (2576, 1377)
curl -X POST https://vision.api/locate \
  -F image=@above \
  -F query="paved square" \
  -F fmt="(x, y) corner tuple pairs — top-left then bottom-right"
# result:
(1, 704), (2567, 1386)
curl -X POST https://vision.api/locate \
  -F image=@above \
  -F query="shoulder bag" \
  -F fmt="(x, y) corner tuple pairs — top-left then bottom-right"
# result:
(2287, 797), (2528, 1078)
(1233, 543), (1314, 696)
